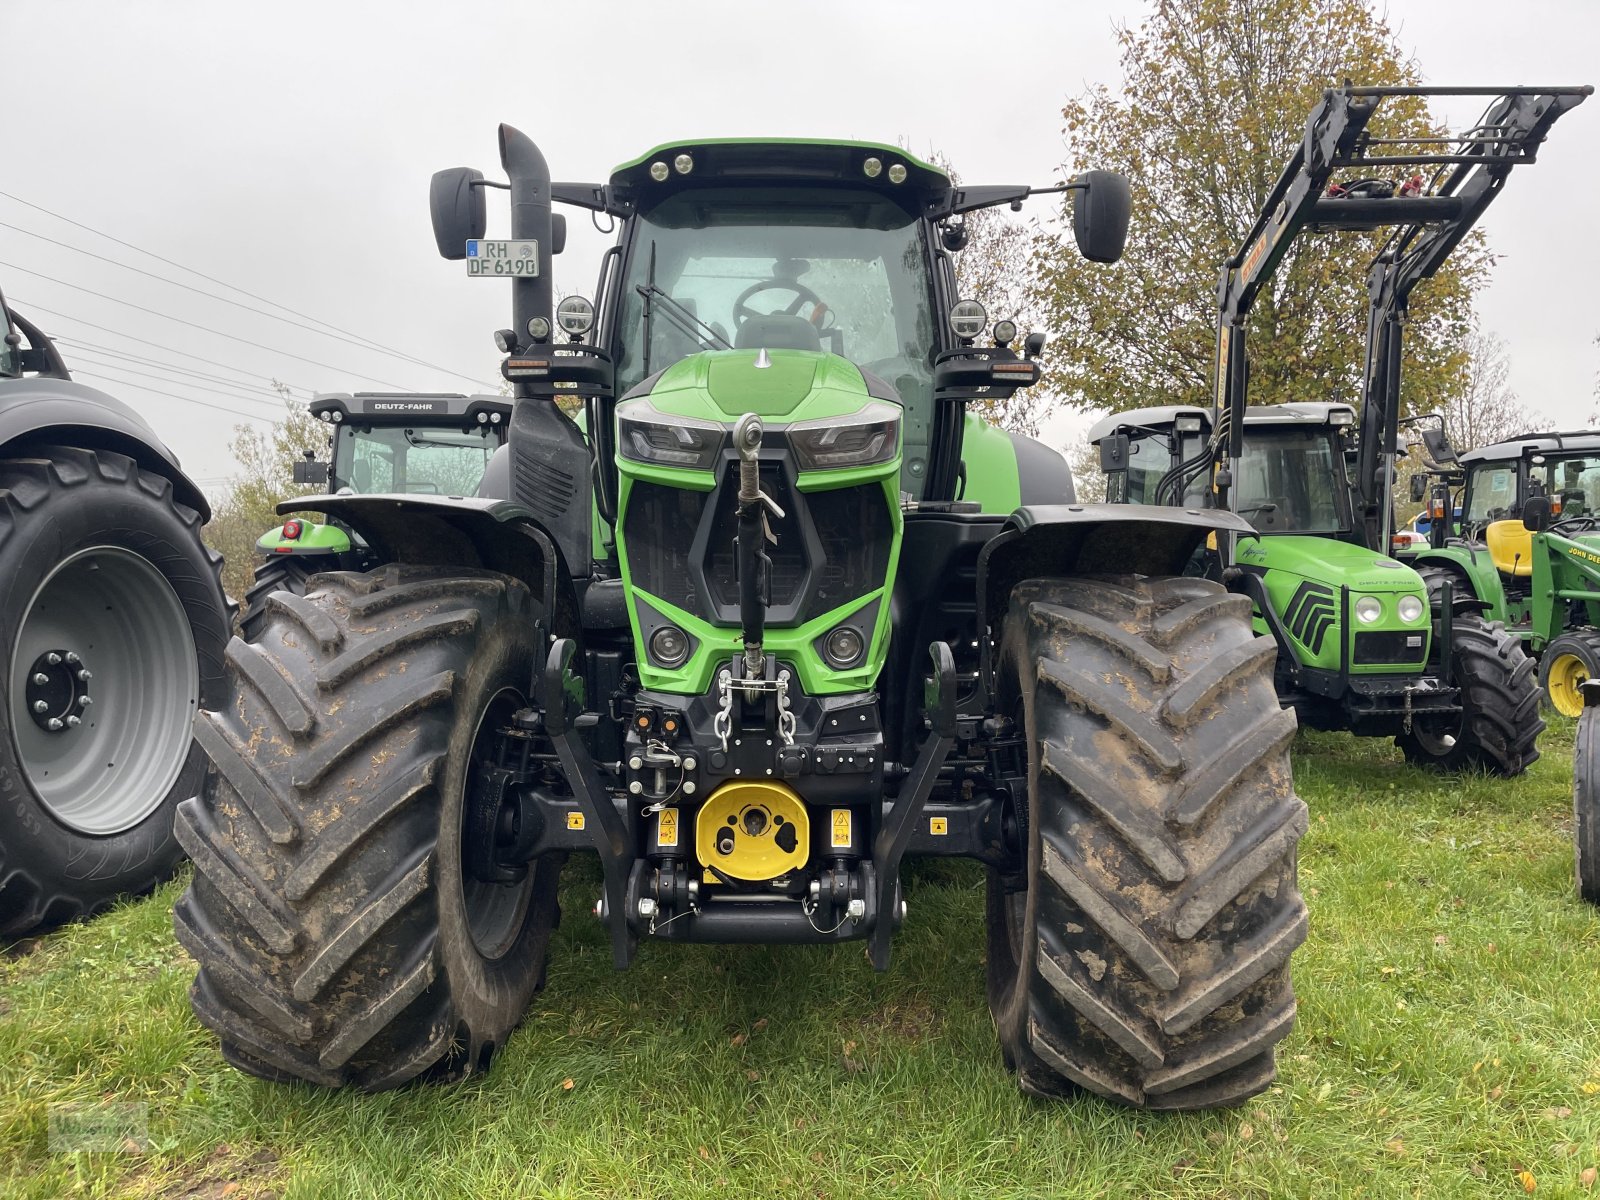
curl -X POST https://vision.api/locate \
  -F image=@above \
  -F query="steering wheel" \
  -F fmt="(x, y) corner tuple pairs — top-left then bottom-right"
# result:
(733, 278), (832, 332)
(1552, 514), (1600, 536)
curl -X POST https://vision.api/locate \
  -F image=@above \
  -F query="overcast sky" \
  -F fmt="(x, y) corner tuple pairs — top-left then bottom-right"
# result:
(3, 0), (1596, 491)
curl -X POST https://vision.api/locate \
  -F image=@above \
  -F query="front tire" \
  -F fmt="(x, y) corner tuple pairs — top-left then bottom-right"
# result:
(174, 566), (561, 1090)
(985, 576), (1307, 1110)
(1539, 628), (1600, 719)
(1397, 615), (1542, 775)
(0, 447), (229, 941)
(1577, 700), (1600, 904)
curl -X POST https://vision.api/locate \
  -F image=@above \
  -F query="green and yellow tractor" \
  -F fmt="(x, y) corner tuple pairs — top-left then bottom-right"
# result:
(175, 129), (1309, 1110)
(240, 390), (510, 637)
(1409, 429), (1600, 716)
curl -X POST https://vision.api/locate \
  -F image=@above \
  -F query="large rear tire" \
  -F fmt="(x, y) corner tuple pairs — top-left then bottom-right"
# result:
(0, 447), (229, 941)
(174, 565), (561, 1090)
(1396, 614), (1542, 776)
(986, 576), (1307, 1110)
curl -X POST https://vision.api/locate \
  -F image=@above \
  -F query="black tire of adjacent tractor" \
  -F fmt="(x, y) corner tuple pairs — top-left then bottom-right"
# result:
(1576, 699), (1600, 904)
(238, 556), (320, 642)
(1395, 614), (1543, 776)
(173, 565), (562, 1090)
(1538, 628), (1600, 720)
(1416, 564), (1474, 606)
(0, 446), (229, 942)
(985, 576), (1308, 1110)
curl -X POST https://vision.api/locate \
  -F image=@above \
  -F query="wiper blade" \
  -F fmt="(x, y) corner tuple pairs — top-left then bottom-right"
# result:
(635, 283), (731, 351)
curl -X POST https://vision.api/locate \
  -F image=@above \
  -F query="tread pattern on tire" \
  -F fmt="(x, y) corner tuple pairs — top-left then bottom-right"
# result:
(0, 446), (228, 940)
(238, 556), (320, 642)
(175, 565), (552, 1090)
(1577, 704), (1600, 904)
(992, 575), (1307, 1111)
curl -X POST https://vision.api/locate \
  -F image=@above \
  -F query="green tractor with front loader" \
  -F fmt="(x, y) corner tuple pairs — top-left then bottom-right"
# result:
(1093, 84), (1589, 775)
(175, 129), (1309, 1110)
(240, 390), (511, 637)
(0, 282), (231, 941)
(1408, 429), (1600, 716)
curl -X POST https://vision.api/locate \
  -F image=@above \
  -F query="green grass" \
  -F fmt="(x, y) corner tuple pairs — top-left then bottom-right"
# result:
(5, 723), (1600, 1198)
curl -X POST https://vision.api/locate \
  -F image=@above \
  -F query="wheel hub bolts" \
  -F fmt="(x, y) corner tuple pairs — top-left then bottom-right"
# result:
(25, 647), (94, 734)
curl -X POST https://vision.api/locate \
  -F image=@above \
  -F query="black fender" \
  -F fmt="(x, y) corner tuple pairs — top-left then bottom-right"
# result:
(976, 502), (1258, 688)
(277, 493), (581, 637)
(0, 376), (211, 519)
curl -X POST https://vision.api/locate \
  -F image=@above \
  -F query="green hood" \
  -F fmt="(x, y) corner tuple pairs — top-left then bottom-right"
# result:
(642, 349), (876, 423)
(1237, 535), (1425, 593)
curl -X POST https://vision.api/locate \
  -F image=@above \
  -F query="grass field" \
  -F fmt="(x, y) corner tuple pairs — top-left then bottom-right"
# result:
(4, 720), (1599, 1198)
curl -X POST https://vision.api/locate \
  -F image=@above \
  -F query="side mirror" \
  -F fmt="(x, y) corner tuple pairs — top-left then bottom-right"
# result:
(293, 459), (330, 486)
(429, 167), (487, 260)
(1523, 494), (1551, 532)
(1420, 426), (1458, 465)
(1072, 170), (1132, 264)
(1098, 434), (1130, 472)
(1409, 474), (1428, 503)
(551, 212), (567, 256)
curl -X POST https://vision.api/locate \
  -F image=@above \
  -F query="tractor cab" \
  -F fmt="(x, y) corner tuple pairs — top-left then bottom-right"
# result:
(1456, 432), (1600, 540)
(1093, 402), (1359, 539)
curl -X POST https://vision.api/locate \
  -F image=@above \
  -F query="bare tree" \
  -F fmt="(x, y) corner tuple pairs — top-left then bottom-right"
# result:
(1439, 326), (1549, 451)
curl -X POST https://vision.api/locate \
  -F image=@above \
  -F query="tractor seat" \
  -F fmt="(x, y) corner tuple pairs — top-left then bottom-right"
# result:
(734, 313), (822, 353)
(1484, 519), (1533, 577)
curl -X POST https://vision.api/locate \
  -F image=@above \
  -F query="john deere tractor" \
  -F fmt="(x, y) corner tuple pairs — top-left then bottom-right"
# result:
(175, 129), (1309, 1110)
(240, 391), (511, 637)
(1409, 428), (1600, 716)
(0, 283), (230, 940)
(1094, 85), (1588, 774)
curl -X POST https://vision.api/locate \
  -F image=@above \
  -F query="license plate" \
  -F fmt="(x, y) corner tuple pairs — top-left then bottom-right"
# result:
(465, 239), (539, 277)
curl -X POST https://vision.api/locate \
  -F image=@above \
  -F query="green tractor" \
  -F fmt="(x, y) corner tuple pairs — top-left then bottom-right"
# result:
(240, 391), (510, 637)
(174, 129), (1309, 1110)
(1092, 84), (1590, 773)
(1409, 429), (1600, 717)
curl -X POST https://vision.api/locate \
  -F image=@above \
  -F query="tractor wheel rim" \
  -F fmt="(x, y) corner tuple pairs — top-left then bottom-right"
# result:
(9, 546), (198, 835)
(459, 687), (535, 961)
(1549, 652), (1589, 719)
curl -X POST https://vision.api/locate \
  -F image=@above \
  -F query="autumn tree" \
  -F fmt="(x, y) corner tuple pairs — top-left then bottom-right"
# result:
(1034, 0), (1486, 418)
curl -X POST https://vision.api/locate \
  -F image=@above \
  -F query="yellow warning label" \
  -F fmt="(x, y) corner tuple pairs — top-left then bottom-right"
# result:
(566, 811), (586, 831)
(658, 807), (679, 848)
(831, 808), (852, 848)
(929, 816), (949, 836)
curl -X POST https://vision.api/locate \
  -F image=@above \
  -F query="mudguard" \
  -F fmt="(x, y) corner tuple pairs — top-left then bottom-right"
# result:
(1411, 544), (1504, 619)
(978, 502), (1256, 630)
(276, 493), (581, 636)
(0, 376), (211, 519)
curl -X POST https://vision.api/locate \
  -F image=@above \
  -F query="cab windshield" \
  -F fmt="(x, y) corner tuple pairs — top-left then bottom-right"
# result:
(334, 425), (497, 496)
(1235, 428), (1348, 533)
(615, 187), (938, 492)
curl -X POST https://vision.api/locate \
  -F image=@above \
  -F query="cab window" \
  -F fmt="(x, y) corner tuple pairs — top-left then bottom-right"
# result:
(1464, 464), (1518, 528)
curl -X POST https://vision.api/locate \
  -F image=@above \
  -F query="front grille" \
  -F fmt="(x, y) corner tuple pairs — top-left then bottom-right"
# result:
(622, 455), (893, 626)
(1354, 630), (1428, 665)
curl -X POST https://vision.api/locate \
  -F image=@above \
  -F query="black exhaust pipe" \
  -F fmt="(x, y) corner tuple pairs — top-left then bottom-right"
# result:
(497, 124), (590, 579)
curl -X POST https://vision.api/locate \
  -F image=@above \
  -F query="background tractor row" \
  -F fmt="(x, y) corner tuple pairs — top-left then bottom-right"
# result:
(1092, 85), (1589, 773)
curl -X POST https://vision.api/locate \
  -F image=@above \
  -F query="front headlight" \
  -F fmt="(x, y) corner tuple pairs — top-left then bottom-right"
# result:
(1397, 594), (1425, 624)
(617, 404), (724, 470)
(787, 401), (901, 471)
(1354, 595), (1383, 624)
